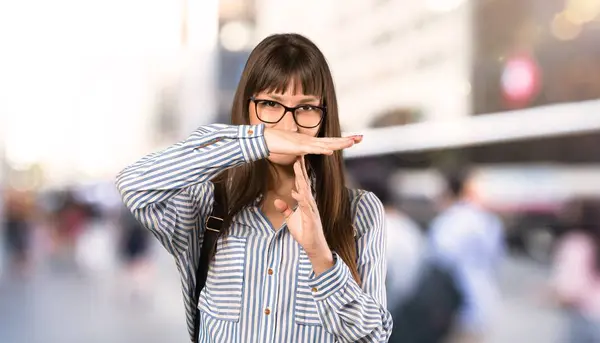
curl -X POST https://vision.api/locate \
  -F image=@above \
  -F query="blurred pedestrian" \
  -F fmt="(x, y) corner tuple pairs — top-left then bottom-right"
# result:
(2, 190), (34, 278)
(428, 169), (505, 343)
(360, 178), (426, 343)
(118, 206), (153, 304)
(54, 192), (88, 273)
(550, 198), (600, 343)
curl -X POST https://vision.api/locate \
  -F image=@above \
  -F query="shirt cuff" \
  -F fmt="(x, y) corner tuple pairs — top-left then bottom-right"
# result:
(237, 124), (270, 162)
(307, 252), (351, 302)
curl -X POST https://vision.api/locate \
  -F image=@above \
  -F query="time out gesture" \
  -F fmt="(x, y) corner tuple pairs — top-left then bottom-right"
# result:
(265, 128), (363, 276)
(263, 127), (362, 156)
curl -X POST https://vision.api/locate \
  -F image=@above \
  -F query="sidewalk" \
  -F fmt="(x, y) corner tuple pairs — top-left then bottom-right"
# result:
(0, 243), (188, 343)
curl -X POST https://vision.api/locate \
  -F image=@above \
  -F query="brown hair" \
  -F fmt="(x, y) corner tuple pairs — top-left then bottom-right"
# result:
(213, 33), (360, 284)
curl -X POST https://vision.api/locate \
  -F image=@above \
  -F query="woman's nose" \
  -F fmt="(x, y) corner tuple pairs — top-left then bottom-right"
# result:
(278, 110), (298, 132)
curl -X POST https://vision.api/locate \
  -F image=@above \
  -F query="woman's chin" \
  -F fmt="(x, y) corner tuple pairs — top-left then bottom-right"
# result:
(267, 153), (297, 166)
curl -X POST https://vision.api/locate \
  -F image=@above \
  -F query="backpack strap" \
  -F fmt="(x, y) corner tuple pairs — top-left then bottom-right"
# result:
(193, 182), (226, 342)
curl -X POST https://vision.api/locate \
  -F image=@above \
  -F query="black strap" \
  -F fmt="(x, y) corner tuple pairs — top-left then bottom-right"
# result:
(193, 182), (226, 342)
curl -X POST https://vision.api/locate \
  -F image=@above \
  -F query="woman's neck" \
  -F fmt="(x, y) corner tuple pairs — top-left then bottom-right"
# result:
(269, 163), (296, 195)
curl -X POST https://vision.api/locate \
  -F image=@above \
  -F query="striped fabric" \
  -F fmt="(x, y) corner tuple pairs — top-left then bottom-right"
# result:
(116, 123), (393, 342)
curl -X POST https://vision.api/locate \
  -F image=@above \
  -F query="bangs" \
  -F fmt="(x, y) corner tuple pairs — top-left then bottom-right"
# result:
(252, 46), (326, 100)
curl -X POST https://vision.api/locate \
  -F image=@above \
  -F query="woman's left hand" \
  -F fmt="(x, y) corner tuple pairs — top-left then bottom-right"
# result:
(274, 156), (334, 275)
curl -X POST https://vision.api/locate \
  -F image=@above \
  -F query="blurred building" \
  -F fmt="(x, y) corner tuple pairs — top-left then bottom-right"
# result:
(216, 0), (257, 123)
(255, 0), (473, 131)
(134, 0), (220, 153)
(472, 0), (600, 114)
(467, 0), (600, 166)
(255, 0), (600, 129)
(0, 0), (220, 189)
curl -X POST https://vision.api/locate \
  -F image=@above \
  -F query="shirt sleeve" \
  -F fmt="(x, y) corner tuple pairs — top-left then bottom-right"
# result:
(307, 191), (393, 342)
(115, 123), (269, 256)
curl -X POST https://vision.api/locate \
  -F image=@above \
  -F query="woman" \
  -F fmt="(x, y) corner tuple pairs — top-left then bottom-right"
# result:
(551, 198), (600, 342)
(116, 33), (392, 342)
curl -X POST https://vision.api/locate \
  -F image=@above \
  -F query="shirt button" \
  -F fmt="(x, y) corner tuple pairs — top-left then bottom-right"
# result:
(267, 268), (273, 275)
(311, 287), (318, 293)
(247, 129), (254, 135)
(264, 308), (271, 315)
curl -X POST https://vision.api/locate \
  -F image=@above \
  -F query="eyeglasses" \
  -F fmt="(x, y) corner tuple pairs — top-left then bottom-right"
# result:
(249, 96), (326, 129)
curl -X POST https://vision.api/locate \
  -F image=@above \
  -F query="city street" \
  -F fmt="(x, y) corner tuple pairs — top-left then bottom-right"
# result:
(2, 2), (598, 343)
(0, 246), (190, 343)
(491, 255), (564, 343)
(0, 250), (566, 343)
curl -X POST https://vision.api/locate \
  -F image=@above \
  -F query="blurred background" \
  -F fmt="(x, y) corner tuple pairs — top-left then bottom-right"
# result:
(1, 0), (600, 342)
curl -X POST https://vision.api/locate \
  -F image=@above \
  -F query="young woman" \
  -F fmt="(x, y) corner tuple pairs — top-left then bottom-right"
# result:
(116, 33), (392, 343)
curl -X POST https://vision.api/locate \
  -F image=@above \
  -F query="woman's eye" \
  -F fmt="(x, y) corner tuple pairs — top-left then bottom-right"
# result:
(299, 105), (314, 111)
(263, 101), (278, 107)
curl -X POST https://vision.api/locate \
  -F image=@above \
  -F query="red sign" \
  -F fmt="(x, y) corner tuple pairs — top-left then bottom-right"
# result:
(501, 54), (542, 108)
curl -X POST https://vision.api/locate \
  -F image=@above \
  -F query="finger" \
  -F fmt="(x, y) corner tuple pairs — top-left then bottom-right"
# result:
(301, 144), (334, 155)
(300, 155), (309, 182)
(319, 139), (354, 150)
(350, 135), (363, 144)
(310, 147), (335, 155)
(310, 136), (353, 148)
(274, 198), (294, 219)
(294, 160), (318, 209)
(314, 137), (355, 144)
(304, 143), (345, 155)
(320, 136), (362, 144)
(299, 156), (311, 193)
(300, 156), (319, 208)
(291, 190), (312, 212)
(293, 160), (301, 193)
(293, 159), (307, 194)
(291, 190), (302, 202)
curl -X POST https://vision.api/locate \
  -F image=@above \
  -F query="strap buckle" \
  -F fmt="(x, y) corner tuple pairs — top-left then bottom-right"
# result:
(205, 215), (224, 232)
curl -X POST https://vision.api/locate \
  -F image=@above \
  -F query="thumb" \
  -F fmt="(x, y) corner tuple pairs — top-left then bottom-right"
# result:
(274, 199), (293, 219)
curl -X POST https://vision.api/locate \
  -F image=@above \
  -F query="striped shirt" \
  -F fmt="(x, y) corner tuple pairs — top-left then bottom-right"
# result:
(116, 123), (392, 342)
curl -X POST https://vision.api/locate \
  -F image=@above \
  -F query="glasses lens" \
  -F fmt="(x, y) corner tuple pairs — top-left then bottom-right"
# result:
(295, 106), (324, 128)
(256, 100), (285, 123)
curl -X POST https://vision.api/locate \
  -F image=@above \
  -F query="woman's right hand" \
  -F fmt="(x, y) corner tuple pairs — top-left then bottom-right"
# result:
(263, 128), (362, 156)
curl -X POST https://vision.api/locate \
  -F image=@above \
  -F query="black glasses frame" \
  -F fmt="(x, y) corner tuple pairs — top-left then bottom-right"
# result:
(249, 96), (327, 128)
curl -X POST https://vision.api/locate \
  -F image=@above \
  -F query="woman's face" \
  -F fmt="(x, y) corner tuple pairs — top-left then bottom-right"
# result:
(249, 83), (323, 166)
